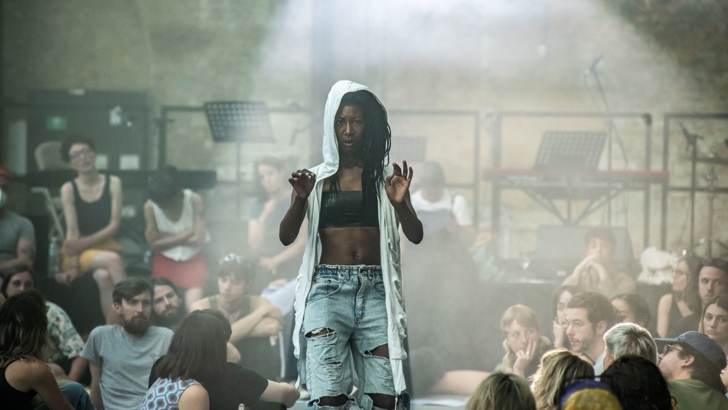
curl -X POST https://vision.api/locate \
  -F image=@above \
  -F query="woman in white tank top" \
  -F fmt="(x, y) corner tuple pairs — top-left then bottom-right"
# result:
(144, 167), (209, 309)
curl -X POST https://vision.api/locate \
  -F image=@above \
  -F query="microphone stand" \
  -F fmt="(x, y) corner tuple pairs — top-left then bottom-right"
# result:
(586, 54), (629, 225)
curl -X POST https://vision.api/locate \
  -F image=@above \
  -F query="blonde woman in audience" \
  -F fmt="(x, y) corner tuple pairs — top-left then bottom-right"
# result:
(531, 349), (594, 410)
(465, 372), (536, 410)
(698, 294), (728, 390)
(601, 322), (658, 370)
(496, 304), (553, 379)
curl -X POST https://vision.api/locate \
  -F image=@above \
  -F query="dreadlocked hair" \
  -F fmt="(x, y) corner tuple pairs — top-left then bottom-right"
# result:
(329, 90), (391, 205)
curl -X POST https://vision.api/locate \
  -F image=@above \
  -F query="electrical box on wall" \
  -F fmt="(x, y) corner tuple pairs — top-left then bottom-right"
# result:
(26, 89), (152, 173)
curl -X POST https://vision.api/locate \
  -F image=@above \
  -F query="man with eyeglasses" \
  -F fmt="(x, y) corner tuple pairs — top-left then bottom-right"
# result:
(564, 291), (617, 376)
(671, 258), (728, 337)
(656, 331), (728, 410)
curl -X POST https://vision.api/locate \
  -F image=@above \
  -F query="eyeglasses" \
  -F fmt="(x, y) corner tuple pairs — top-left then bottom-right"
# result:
(663, 344), (683, 355)
(69, 148), (94, 161)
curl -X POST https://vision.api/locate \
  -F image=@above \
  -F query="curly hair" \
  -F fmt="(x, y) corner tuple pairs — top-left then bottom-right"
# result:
(60, 133), (96, 163)
(329, 90), (391, 205)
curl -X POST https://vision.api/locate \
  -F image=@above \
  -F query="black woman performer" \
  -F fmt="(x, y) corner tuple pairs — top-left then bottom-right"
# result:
(280, 80), (423, 410)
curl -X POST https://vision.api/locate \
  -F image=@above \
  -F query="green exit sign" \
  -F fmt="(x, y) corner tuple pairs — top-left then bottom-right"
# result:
(46, 116), (68, 131)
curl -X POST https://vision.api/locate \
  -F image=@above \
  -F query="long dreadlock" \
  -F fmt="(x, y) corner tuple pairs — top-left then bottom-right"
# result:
(329, 90), (391, 205)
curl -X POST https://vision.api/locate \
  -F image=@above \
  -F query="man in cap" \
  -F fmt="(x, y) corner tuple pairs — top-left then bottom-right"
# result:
(656, 331), (728, 410)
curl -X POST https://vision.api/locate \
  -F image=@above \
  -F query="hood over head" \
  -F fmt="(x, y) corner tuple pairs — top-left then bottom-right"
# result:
(319, 80), (387, 181)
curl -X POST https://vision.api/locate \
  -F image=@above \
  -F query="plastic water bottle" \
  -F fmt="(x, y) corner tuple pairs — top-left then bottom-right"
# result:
(48, 237), (60, 277)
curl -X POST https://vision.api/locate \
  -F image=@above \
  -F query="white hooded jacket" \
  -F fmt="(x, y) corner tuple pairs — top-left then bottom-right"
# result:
(292, 80), (408, 396)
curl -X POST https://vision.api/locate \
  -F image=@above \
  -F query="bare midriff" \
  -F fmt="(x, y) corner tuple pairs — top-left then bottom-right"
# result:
(319, 226), (381, 265)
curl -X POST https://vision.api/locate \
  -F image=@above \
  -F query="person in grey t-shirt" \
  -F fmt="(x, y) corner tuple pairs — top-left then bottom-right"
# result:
(81, 278), (173, 410)
(0, 166), (36, 273)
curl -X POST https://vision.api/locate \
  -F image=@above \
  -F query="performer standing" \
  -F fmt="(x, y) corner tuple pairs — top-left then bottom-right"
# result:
(280, 81), (423, 410)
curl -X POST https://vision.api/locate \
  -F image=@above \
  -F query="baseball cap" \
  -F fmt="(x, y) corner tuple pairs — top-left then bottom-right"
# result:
(655, 331), (727, 370)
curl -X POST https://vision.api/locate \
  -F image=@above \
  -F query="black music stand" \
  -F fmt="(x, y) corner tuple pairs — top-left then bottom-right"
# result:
(534, 131), (606, 170)
(529, 131), (609, 223)
(203, 101), (275, 183)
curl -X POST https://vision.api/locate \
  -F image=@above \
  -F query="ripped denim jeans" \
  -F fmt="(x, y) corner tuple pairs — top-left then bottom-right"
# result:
(303, 264), (394, 410)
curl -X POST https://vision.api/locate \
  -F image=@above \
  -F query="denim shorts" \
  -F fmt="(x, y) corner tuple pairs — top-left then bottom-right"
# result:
(303, 264), (394, 409)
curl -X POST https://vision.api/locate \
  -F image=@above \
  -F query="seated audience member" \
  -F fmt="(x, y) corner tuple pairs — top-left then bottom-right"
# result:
(57, 134), (127, 318)
(410, 161), (476, 246)
(671, 258), (728, 336)
(698, 294), (728, 389)
(465, 372), (536, 410)
(145, 167), (209, 309)
(151, 277), (187, 330)
(0, 166), (36, 272)
(562, 227), (636, 298)
(248, 157), (306, 294)
(191, 255), (282, 380)
(1, 264), (87, 382)
(496, 304), (553, 379)
(657, 255), (698, 337)
(81, 278), (173, 410)
(142, 311), (224, 410)
(0, 291), (93, 410)
(610, 293), (651, 328)
(551, 286), (583, 349)
(150, 310), (300, 410)
(656, 331), (728, 410)
(602, 323), (658, 370)
(532, 349), (595, 410)
(601, 356), (675, 410)
(565, 291), (617, 375)
(559, 380), (622, 410)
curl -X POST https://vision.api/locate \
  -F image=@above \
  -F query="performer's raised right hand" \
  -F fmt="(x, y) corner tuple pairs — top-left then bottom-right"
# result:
(289, 169), (316, 199)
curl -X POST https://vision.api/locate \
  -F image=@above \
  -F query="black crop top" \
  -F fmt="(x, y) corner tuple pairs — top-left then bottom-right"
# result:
(319, 191), (379, 229)
(72, 174), (112, 236)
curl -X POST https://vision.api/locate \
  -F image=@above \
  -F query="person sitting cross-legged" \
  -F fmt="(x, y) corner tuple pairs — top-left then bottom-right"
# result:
(57, 133), (127, 320)
(81, 278), (173, 410)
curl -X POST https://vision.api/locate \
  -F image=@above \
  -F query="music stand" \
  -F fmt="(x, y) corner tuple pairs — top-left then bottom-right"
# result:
(534, 131), (606, 170)
(203, 101), (275, 183)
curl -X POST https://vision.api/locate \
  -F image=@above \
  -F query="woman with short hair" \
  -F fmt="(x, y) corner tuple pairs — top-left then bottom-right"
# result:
(496, 304), (552, 379)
